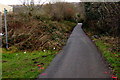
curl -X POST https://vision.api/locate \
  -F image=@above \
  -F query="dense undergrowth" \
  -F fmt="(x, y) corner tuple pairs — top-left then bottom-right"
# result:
(2, 13), (76, 51)
(2, 2), (83, 51)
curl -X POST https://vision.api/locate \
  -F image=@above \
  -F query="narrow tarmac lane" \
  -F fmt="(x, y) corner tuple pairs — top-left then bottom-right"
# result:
(38, 23), (111, 78)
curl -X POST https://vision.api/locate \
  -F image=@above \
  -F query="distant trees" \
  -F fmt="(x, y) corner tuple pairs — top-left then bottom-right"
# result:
(16, 0), (47, 17)
(15, 1), (81, 22)
(43, 2), (77, 21)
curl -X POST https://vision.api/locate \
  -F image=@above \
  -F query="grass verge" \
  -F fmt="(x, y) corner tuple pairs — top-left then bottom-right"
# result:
(2, 49), (58, 78)
(95, 40), (120, 79)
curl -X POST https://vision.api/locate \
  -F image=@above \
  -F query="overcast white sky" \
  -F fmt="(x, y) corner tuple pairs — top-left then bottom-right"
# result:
(0, 0), (81, 5)
(0, 0), (119, 5)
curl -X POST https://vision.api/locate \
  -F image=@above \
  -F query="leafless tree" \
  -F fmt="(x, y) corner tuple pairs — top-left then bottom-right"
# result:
(18, 0), (48, 17)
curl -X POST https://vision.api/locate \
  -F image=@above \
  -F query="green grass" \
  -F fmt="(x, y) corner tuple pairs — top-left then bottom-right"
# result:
(95, 40), (120, 78)
(2, 49), (58, 78)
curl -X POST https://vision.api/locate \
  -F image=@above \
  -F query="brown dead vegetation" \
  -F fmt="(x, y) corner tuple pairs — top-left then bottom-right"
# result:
(2, 13), (76, 51)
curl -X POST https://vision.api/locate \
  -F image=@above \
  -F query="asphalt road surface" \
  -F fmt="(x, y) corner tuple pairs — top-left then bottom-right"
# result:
(38, 23), (111, 78)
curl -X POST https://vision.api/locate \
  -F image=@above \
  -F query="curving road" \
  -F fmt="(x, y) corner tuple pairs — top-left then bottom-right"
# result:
(38, 23), (111, 78)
